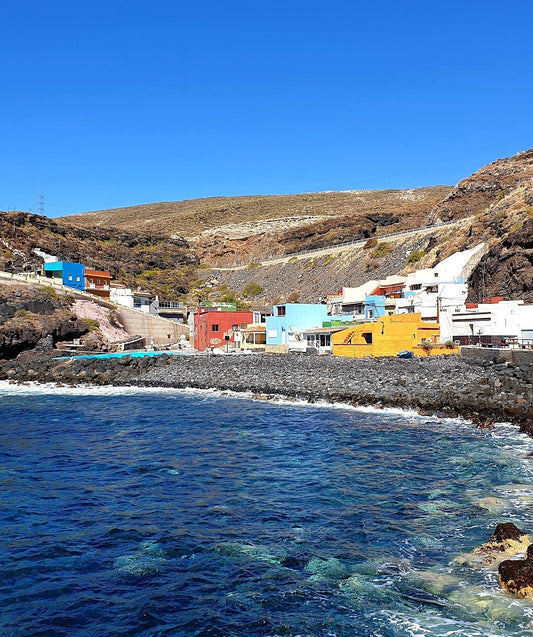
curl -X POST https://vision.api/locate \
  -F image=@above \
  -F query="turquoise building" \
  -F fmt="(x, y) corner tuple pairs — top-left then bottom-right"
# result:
(266, 304), (330, 346)
(43, 261), (85, 291)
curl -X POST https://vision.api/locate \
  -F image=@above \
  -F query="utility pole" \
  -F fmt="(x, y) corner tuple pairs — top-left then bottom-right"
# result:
(38, 193), (45, 216)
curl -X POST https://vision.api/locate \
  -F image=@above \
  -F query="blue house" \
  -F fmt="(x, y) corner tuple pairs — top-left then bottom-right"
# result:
(364, 295), (386, 319)
(266, 303), (329, 349)
(43, 261), (85, 291)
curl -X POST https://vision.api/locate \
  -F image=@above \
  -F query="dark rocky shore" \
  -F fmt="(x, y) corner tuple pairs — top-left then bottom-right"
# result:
(2, 352), (533, 434)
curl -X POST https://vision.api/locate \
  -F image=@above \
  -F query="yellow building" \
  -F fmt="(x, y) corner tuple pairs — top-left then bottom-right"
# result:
(239, 324), (267, 351)
(332, 313), (458, 358)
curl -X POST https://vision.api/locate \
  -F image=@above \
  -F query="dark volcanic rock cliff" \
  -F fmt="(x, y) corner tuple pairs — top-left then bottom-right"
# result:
(0, 285), (89, 359)
(430, 149), (533, 223)
(468, 217), (533, 302)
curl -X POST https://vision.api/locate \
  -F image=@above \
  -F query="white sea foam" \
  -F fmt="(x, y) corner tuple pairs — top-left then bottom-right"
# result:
(0, 379), (457, 421)
(0, 380), (525, 438)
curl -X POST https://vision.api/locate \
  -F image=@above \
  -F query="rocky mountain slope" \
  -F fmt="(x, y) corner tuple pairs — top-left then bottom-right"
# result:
(430, 149), (533, 223)
(198, 149), (533, 305)
(198, 220), (472, 306)
(0, 212), (198, 299)
(1, 149), (532, 306)
(427, 150), (533, 302)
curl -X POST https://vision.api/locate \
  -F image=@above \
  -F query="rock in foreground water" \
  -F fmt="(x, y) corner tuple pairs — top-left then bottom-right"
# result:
(499, 543), (533, 597)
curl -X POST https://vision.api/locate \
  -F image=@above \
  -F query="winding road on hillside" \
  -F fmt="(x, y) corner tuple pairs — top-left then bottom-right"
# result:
(211, 216), (475, 271)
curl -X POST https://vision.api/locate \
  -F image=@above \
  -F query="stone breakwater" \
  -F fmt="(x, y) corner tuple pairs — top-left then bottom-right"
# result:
(2, 353), (533, 433)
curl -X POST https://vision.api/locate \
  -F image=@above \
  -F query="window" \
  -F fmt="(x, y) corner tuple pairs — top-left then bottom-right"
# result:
(277, 306), (286, 316)
(368, 309), (373, 318)
(212, 324), (219, 332)
(76, 276), (81, 282)
(410, 284), (422, 291)
(362, 332), (373, 344)
(68, 275), (73, 281)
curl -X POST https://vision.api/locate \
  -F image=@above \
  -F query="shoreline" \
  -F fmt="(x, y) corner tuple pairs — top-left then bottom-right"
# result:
(2, 352), (533, 434)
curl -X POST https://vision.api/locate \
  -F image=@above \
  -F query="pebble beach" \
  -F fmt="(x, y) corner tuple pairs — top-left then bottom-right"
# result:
(3, 352), (533, 434)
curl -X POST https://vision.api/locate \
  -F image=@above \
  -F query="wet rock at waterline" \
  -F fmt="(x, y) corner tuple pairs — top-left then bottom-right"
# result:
(472, 523), (530, 568)
(498, 543), (533, 597)
(2, 354), (533, 432)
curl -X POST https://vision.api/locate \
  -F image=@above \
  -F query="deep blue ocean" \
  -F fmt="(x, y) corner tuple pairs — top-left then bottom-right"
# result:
(2, 383), (533, 636)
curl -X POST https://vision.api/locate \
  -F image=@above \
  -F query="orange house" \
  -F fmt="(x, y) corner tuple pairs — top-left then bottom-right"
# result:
(84, 269), (111, 299)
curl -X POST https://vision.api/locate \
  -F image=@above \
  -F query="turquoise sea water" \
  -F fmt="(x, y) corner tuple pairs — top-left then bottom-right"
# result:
(2, 383), (533, 636)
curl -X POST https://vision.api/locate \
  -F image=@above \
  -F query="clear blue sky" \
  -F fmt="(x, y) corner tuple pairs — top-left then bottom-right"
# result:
(1, 0), (532, 218)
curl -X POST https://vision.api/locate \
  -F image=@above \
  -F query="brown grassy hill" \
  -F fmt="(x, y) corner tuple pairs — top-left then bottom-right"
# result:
(60, 187), (451, 238)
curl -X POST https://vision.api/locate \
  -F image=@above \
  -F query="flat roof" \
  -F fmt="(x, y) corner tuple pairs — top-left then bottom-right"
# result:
(302, 326), (347, 335)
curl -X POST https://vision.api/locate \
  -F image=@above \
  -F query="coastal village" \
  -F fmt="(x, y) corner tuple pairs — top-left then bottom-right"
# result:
(6, 2), (533, 631)
(7, 237), (533, 361)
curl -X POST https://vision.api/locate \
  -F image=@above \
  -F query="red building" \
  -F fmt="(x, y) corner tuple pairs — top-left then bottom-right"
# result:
(193, 308), (254, 351)
(84, 269), (111, 299)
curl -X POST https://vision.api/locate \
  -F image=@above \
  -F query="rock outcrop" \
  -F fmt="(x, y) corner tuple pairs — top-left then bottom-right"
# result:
(0, 285), (90, 359)
(430, 149), (533, 223)
(473, 523), (531, 567)
(468, 215), (533, 303)
(499, 543), (533, 597)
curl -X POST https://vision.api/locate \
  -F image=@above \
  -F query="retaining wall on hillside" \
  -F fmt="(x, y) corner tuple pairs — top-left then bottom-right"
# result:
(115, 306), (188, 345)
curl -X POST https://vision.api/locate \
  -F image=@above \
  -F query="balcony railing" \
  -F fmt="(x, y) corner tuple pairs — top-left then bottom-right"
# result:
(159, 301), (185, 309)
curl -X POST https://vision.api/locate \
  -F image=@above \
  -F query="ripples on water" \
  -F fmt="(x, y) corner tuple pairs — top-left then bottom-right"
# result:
(2, 383), (533, 636)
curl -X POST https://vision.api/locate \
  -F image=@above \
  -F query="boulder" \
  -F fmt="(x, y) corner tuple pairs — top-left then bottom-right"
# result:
(472, 523), (530, 567)
(499, 544), (533, 597)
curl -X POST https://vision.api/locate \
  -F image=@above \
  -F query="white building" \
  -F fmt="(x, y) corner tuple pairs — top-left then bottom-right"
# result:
(451, 299), (533, 346)
(396, 244), (486, 341)
(327, 280), (379, 318)
(110, 285), (159, 314)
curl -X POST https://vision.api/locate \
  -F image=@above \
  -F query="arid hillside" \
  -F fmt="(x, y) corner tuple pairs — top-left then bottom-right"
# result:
(61, 187), (451, 238)
(192, 149), (533, 304)
(430, 149), (533, 223)
(1, 149), (533, 306)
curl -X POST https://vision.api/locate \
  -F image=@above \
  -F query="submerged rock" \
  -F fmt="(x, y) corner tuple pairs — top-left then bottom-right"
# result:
(304, 556), (348, 580)
(499, 543), (533, 597)
(113, 540), (167, 576)
(475, 496), (507, 513)
(214, 541), (286, 564)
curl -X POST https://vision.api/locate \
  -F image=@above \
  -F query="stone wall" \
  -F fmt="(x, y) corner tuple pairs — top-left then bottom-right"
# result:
(265, 344), (290, 354)
(115, 306), (188, 346)
(460, 346), (533, 365)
